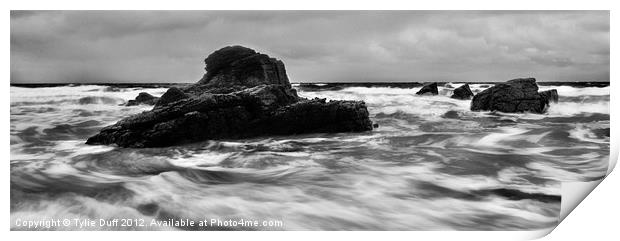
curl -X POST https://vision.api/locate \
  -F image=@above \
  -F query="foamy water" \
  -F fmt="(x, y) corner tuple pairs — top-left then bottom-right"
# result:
(10, 83), (610, 230)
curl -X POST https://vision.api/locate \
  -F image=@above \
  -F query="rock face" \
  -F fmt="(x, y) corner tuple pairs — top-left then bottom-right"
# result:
(539, 89), (559, 104)
(126, 92), (159, 106)
(416, 83), (439, 95)
(87, 45), (374, 148)
(451, 84), (474, 100)
(197, 46), (290, 88)
(155, 87), (188, 108)
(470, 78), (558, 114)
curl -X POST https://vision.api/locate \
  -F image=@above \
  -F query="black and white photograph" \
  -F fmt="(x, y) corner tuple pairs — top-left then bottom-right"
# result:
(8, 9), (612, 234)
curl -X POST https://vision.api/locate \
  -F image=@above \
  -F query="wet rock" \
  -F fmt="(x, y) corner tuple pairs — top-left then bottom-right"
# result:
(155, 87), (188, 108)
(136, 203), (160, 216)
(416, 82), (438, 95)
(252, 98), (373, 135)
(450, 84), (474, 100)
(470, 78), (558, 114)
(126, 92), (159, 106)
(87, 46), (373, 148)
(539, 89), (559, 104)
(198, 45), (290, 87)
(442, 110), (460, 119)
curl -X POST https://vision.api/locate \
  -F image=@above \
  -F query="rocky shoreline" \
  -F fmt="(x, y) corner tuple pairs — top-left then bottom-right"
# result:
(86, 46), (374, 148)
(87, 46), (559, 148)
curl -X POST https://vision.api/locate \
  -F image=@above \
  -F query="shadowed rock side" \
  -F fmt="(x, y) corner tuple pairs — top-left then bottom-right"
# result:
(87, 45), (373, 148)
(539, 89), (559, 104)
(155, 87), (188, 108)
(451, 84), (474, 100)
(470, 78), (558, 114)
(416, 82), (438, 95)
(126, 92), (159, 106)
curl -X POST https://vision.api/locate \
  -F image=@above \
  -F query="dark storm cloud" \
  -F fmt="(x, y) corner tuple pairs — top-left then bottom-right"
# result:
(10, 10), (609, 83)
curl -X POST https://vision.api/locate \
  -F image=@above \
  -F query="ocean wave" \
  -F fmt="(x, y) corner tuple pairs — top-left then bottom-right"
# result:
(9, 84), (608, 230)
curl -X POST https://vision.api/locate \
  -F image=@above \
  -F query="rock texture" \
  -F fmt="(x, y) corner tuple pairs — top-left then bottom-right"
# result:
(155, 87), (188, 108)
(197, 45), (290, 87)
(539, 89), (559, 104)
(87, 45), (374, 147)
(470, 78), (558, 114)
(416, 83), (439, 95)
(451, 84), (474, 100)
(126, 92), (159, 106)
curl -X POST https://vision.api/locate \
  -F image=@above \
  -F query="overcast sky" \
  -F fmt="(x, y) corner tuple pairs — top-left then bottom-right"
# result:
(11, 10), (609, 83)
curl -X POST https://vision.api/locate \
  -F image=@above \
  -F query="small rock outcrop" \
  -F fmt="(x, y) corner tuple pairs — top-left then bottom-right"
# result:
(416, 83), (439, 95)
(470, 78), (558, 114)
(126, 92), (159, 106)
(539, 89), (559, 104)
(155, 87), (188, 108)
(87, 45), (374, 148)
(442, 110), (461, 119)
(451, 84), (474, 100)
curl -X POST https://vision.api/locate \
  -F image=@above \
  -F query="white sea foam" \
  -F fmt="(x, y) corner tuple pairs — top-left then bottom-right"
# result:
(539, 85), (610, 97)
(168, 152), (233, 168)
(9, 84), (608, 230)
(547, 101), (609, 115)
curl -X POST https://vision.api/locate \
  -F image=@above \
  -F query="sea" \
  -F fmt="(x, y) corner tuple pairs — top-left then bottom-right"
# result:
(10, 82), (610, 230)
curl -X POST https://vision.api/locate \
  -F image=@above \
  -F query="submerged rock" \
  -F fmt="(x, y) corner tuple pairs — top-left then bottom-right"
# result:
(470, 78), (558, 114)
(87, 45), (374, 148)
(126, 92), (159, 106)
(450, 84), (474, 100)
(442, 110), (461, 119)
(416, 82), (438, 95)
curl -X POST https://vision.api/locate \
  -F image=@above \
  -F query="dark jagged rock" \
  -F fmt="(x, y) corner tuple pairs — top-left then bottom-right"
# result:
(539, 89), (559, 104)
(87, 46), (373, 148)
(126, 92), (159, 106)
(470, 78), (558, 114)
(450, 84), (474, 100)
(197, 45), (290, 88)
(155, 87), (188, 108)
(416, 82), (438, 95)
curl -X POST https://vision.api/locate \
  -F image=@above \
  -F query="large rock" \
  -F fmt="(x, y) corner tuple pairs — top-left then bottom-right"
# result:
(87, 46), (374, 148)
(126, 92), (159, 106)
(451, 84), (474, 100)
(197, 45), (290, 88)
(470, 78), (558, 114)
(416, 82), (438, 95)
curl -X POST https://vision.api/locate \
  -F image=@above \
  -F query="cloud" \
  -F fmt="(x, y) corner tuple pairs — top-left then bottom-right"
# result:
(10, 10), (609, 83)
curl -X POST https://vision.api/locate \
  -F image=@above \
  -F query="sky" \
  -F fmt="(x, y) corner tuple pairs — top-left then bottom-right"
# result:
(10, 10), (610, 83)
